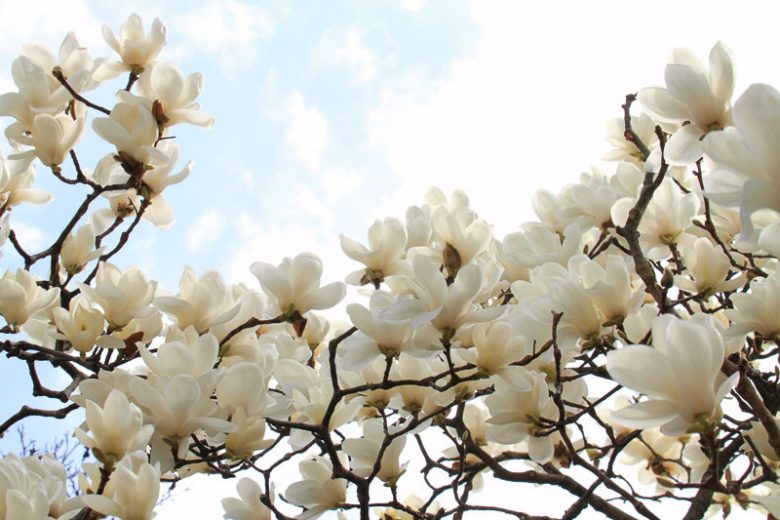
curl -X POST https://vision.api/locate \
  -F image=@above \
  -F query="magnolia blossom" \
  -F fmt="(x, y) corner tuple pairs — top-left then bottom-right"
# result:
(222, 478), (272, 520)
(75, 389), (153, 465)
(78, 262), (157, 328)
(726, 273), (780, 339)
(0, 268), (58, 326)
(155, 267), (239, 332)
(485, 371), (559, 463)
(458, 321), (528, 377)
(284, 457), (347, 519)
(607, 315), (738, 435)
(94, 14), (166, 80)
(340, 217), (408, 285)
(702, 83), (780, 250)
(52, 298), (122, 354)
(611, 177), (700, 260)
(342, 419), (407, 483)
(11, 113), (86, 167)
(0, 56), (71, 142)
(251, 252), (345, 318)
(639, 41), (734, 164)
(92, 94), (160, 167)
(673, 237), (745, 296)
(80, 458), (160, 520)
(0, 153), (52, 209)
(60, 225), (103, 274)
(136, 61), (214, 130)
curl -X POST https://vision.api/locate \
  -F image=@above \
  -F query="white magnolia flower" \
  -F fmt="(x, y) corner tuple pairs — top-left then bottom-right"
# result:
(155, 266), (239, 333)
(79, 262), (157, 329)
(639, 42), (734, 164)
(21, 31), (101, 94)
(92, 94), (160, 166)
(603, 112), (659, 165)
(94, 14), (167, 80)
(222, 478), (272, 520)
(11, 113), (86, 168)
(702, 83), (780, 249)
(430, 205), (492, 275)
(251, 252), (345, 318)
(611, 177), (700, 260)
(60, 225), (103, 275)
(341, 291), (422, 370)
(342, 419), (407, 483)
(284, 457), (346, 519)
(52, 298), (122, 354)
(485, 371), (559, 463)
(136, 61), (214, 130)
(458, 321), (528, 376)
(129, 373), (234, 456)
(726, 273), (780, 339)
(606, 315), (738, 435)
(0, 56), (71, 141)
(0, 153), (52, 209)
(75, 389), (153, 465)
(0, 453), (69, 519)
(673, 237), (745, 296)
(0, 268), (58, 326)
(80, 458), (160, 520)
(340, 217), (408, 285)
(138, 333), (219, 379)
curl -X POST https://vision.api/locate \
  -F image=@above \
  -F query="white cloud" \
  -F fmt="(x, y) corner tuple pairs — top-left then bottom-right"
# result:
(367, 0), (780, 237)
(171, 0), (274, 71)
(401, 0), (426, 12)
(312, 27), (376, 85)
(322, 165), (363, 204)
(223, 212), (348, 288)
(186, 207), (226, 253)
(0, 0), (103, 55)
(9, 220), (43, 252)
(285, 92), (329, 172)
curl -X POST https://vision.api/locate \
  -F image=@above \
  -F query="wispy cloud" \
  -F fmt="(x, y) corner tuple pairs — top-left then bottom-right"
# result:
(186, 207), (227, 253)
(285, 91), (329, 172)
(312, 27), (377, 85)
(171, 0), (274, 72)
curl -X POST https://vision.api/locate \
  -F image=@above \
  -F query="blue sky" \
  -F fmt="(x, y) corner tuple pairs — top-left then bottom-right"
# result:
(3, 0), (780, 517)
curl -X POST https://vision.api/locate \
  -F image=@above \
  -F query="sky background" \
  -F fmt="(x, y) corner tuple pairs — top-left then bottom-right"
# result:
(2, 0), (780, 517)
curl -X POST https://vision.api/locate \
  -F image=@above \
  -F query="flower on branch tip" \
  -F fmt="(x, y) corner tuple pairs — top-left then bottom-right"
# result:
(0, 268), (58, 327)
(638, 41), (734, 164)
(284, 456), (347, 519)
(250, 252), (345, 319)
(606, 315), (738, 435)
(94, 14), (167, 81)
(10, 113), (85, 169)
(74, 389), (153, 466)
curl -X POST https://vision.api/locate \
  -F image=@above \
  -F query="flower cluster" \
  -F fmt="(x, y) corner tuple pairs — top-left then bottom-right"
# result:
(0, 17), (779, 520)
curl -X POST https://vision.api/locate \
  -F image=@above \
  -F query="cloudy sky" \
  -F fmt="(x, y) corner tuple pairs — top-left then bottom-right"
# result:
(2, 0), (780, 517)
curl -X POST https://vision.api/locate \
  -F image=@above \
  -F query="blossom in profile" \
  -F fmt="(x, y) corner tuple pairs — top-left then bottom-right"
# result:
(340, 217), (408, 286)
(702, 83), (780, 251)
(342, 419), (407, 483)
(639, 41), (734, 164)
(251, 252), (345, 318)
(136, 61), (214, 130)
(60, 225), (103, 275)
(0, 269), (58, 327)
(11, 113), (86, 168)
(75, 389), (153, 465)
(284, 457), (347, 519)
(607, 315), (738, 435)
(94, 14), (166, 80)
(80, 457), (160, 520)
(222, 478), (272, 520)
